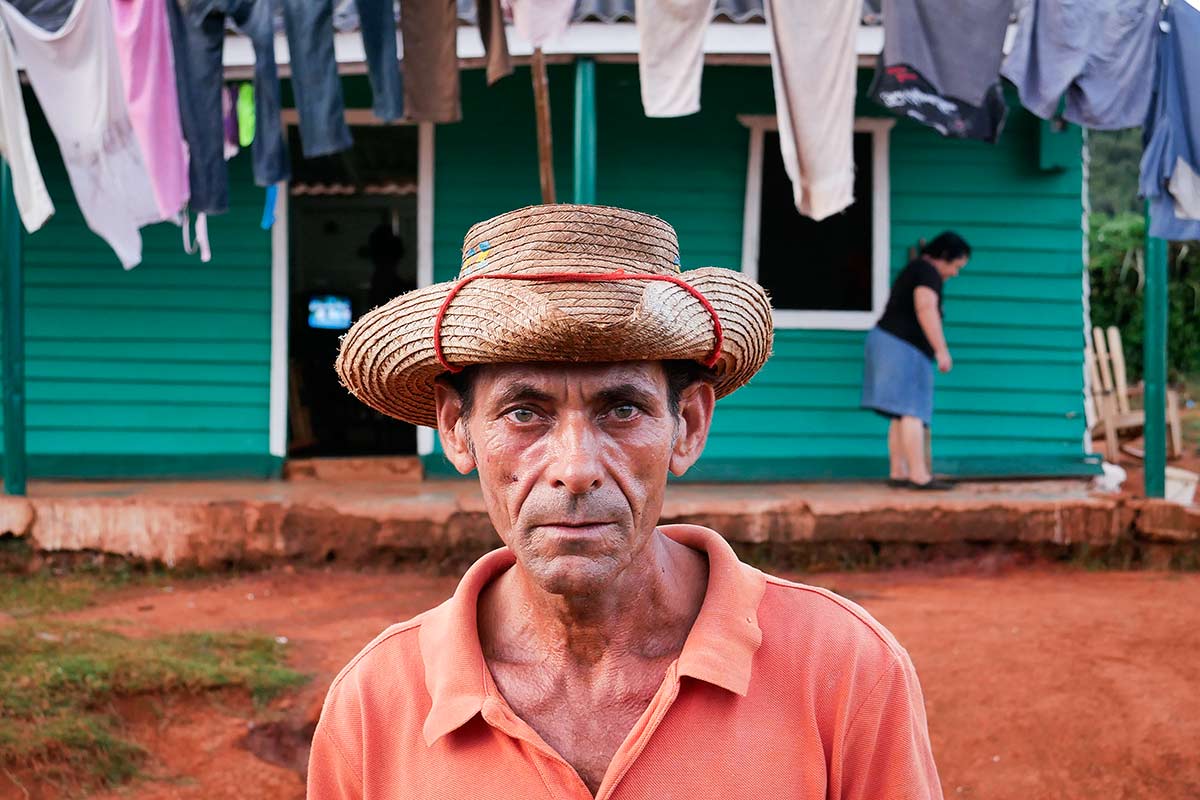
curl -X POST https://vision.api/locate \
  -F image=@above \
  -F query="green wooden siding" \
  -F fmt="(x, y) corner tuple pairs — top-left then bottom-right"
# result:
(0, 94), (277, 478)
(427, 64), (1093, 480)
(433, 66), (577, 283)
(0, 63), (1092, 481)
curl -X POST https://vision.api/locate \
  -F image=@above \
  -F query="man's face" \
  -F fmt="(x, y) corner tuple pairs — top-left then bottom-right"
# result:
(434, 362), (714, 597)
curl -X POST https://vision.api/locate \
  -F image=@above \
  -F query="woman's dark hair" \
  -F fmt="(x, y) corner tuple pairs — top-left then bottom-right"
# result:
(921, 231), (971, 261)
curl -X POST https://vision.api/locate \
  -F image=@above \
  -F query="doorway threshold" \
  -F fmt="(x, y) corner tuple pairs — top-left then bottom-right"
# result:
(284, 456), (423, 482)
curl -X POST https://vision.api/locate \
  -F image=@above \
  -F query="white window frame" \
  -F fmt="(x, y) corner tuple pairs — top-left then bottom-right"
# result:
(738, 114), (895, 330)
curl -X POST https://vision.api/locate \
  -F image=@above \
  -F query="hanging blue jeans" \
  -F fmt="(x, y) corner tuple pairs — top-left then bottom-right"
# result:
(280, 0), (354, 156)
(354, 0), (404, 121)
(166, 0), (290, 215)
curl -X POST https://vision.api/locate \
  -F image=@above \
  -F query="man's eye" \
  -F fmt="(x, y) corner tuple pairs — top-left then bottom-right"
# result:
(611, 405), (638, 420)
(507, 408), (536, 423)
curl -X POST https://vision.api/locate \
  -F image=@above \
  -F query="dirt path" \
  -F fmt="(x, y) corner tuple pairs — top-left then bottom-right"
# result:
(7, 565), (1199, 800)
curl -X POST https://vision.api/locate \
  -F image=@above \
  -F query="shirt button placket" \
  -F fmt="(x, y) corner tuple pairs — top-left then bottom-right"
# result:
(483, 699), (589, 800)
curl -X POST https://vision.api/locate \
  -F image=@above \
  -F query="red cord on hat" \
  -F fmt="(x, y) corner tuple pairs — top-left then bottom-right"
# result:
(432, 270), (724, 373)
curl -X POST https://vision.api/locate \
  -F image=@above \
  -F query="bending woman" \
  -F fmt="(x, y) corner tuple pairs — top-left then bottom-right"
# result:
(861, 232), (970, 490)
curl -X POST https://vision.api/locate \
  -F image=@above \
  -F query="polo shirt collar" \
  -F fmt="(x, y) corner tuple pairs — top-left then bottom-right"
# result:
(663, 524), (766, 696)
(419, 546), (514, 746)
(418, 524), (766, 746)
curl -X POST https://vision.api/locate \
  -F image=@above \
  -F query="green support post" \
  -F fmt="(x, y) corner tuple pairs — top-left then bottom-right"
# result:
(1, 161), (26, 496)
(573, 57), (596, 205)
(1143, 205), (1167, 499)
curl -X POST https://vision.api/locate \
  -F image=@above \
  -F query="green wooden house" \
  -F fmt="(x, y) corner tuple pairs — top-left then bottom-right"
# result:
(0, 13), (1098, 482)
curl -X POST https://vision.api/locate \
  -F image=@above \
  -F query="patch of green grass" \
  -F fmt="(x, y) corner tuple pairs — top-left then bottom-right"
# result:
(0, 574), (112, 618)
(0, 622), (307, 792)
(0, 564), (208, 618)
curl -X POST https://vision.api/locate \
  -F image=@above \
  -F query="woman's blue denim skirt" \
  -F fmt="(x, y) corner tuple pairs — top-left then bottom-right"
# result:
(861, 327), (934, 425)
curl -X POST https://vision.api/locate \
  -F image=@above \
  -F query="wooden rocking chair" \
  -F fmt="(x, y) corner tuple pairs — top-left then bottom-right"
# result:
(1085, 326), (1184, 463)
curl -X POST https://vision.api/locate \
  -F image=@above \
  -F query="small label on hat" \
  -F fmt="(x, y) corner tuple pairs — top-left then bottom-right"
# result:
(462, 241), (492, 270)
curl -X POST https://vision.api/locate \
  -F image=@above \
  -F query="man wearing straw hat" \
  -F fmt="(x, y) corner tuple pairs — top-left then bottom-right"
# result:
(308, 205), (942, 799)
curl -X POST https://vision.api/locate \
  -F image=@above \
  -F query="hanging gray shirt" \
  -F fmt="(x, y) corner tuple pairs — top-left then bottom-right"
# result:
(1002, 0), (1159, 130)
(869, 0), (1012, 142)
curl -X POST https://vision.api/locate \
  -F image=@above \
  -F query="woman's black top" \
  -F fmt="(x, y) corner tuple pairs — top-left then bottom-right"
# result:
(877, 258), (943, 359)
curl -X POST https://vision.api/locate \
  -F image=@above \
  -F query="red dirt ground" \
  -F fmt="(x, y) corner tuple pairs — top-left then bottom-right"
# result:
(4, 563), (1199, 800)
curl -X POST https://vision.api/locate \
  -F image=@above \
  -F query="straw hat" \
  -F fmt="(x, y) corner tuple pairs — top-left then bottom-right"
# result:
(336, 204), (774, 427)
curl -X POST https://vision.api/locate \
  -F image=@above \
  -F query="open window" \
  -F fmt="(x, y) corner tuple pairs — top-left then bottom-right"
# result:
(739, 116), (894, 329)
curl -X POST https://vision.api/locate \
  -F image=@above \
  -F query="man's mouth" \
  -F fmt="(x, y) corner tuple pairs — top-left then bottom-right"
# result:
(533, 520), (614, 536)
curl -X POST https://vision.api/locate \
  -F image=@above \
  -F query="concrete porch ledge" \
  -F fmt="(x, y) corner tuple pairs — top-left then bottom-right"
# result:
(0, 479), (1190, 568)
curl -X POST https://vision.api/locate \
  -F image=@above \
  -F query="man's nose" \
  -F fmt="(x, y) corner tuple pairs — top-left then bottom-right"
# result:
(545, 415), (603, 494)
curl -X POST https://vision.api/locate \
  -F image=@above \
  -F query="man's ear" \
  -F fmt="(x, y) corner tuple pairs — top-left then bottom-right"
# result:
(668, 381), (715, 477)
(433, 379), (477, 475)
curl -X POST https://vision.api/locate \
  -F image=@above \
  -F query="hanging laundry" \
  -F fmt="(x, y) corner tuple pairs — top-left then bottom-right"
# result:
(869, 0), (1010, 142)
(0, 0), (158, 268)
(280, 0), (353, 156)
(504, 0), (573, 49)
(194, 211), (211, 262)
(400, 0), (460, 122)
(237, 83), (255, 147)
(635, 0), (715, 118)
(1140, 0), (1200, 240)
(111, 0), (189, 222)
(764, 0), (860, 221)
(1002, 0), (1159, 130)
(5, 0), (73, 30)
(356, 0), (404, 120)
(476, 0), (512, 86)
(260, 183), (277, 230)
(0, 16), (54, 232)
(166, 0), (290, 216)
(223, 83), (240, 161)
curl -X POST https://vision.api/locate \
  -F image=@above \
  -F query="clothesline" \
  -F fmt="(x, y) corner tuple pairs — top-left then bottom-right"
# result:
(0, 0), (1196, 272)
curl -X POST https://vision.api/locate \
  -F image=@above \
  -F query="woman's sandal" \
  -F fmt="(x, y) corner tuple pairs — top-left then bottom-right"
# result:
(908, 478), (956, 491)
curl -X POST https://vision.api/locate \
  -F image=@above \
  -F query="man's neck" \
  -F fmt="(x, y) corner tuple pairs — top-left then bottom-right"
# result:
(479, 530), (709, 672)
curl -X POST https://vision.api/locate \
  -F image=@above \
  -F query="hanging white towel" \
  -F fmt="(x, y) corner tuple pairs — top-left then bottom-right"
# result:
(0, 0), (159, 268)
(636, 0), (715, 118)
(0, 16), (53, 232)
(1170, 158), (1200, 220)
(503, 0), (573, 49)
(765, 0), (861, 221)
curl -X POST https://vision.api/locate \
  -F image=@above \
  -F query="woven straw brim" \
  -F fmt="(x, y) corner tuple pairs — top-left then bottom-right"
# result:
(336, 267), (774, 427)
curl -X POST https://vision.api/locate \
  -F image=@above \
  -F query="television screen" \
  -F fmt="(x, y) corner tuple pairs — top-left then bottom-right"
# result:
(308, 295), (353, 330)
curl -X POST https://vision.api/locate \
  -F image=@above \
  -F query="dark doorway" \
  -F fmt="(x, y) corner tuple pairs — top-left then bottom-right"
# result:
(286, 126), (419, 457)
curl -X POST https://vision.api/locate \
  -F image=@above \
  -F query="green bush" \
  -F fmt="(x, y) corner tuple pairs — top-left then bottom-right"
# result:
(1088, 213), (1200, 382)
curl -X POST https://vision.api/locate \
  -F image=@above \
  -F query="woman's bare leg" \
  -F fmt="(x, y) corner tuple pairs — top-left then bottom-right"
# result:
(900, 416), (931, 485)
(888, 418), (908, 480)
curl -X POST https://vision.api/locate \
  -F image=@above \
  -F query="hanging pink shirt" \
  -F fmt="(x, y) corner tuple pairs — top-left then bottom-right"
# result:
(111, 0), (189, 221)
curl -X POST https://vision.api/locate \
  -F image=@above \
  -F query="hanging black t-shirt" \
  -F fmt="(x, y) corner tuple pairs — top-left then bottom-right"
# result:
(876, 258), (943, 359)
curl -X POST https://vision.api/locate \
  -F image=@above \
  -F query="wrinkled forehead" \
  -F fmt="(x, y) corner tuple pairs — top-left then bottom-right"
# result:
(471, 361), (670, 404)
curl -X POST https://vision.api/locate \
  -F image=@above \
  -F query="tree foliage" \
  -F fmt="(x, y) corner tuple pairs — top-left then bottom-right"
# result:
(1088, 213), (1200, 382)
(1088, 129), (1143, 216)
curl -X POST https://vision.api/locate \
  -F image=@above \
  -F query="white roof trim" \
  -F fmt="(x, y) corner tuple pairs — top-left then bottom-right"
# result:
(221, 22), (895, 71)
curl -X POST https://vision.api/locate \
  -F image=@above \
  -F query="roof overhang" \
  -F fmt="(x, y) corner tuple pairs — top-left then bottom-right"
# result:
(223, 21), (1022, 78)
(222, 22), (885, 76)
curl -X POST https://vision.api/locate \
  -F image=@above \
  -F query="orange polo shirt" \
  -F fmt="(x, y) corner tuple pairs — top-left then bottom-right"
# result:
(308, 525), (942, 799)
